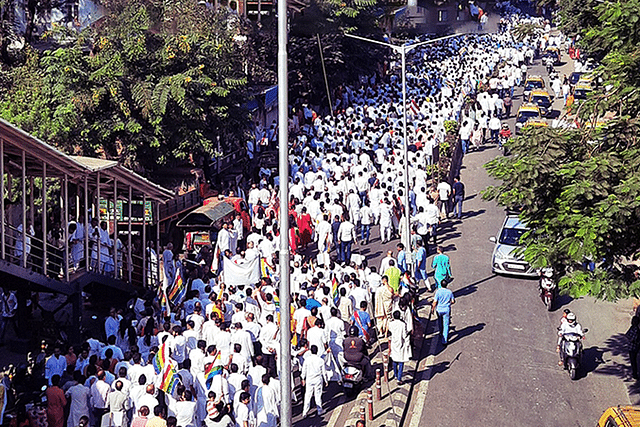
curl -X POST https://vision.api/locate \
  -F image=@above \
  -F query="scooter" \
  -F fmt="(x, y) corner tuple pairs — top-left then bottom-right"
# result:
(539, 268), (556, 311)
(560, 329), (588, 380)
(341, 364), (364, 396)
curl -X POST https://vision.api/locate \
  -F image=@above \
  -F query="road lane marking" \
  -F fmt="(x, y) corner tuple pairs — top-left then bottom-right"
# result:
(409, 313), (440, 427)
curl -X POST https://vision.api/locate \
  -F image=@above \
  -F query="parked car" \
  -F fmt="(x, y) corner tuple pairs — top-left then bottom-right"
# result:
(489, 213), (537, 277)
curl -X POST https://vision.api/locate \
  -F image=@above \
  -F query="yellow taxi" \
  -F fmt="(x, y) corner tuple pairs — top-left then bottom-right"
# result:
(527, 89), (553, 117)
(597, 406), (640, 426)
(524, 75), (545, 98)
(544, 46), (562, 65)
(515, 103), (542, 134)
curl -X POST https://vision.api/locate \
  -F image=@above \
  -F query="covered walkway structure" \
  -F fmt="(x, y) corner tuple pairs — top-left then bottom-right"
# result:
(0, 119), (174, 343)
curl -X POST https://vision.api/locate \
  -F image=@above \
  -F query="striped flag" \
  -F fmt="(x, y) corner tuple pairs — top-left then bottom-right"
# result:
(152, 342), (168, 375)
(260, 258), (272, 278)
(160, 361), (180, 395)
(332, 277), (340, 306)
(205, 362), (223, 389)
(168, 265), (186, 306)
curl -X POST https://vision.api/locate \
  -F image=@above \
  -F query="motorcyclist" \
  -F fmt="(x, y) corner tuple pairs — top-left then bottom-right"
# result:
(539, 267), (556, 293)
(498, 123), (511, 149)
(557, 312), (584, 366)
(340, 326), (372, 379)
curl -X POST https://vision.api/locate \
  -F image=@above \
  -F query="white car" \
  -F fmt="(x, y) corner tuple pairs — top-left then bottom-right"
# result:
(489, 214), (537, 277)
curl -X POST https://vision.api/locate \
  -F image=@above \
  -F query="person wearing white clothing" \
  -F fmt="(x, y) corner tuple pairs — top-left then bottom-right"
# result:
(301, 345), (328, 417)
(45, 347), (67, 385)
(253, 374), (278, 427)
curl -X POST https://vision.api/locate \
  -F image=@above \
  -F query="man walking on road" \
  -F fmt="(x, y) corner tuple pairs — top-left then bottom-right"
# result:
(432, 280), (455, 346)
(301, 345), (328, 417)
(452, 176), (465, 220)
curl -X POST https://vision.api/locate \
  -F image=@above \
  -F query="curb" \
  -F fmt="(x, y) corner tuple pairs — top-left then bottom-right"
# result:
(341, 299), (434, 427)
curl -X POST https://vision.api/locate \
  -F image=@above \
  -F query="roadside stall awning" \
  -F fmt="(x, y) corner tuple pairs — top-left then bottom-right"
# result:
(176, 199), (235, 228)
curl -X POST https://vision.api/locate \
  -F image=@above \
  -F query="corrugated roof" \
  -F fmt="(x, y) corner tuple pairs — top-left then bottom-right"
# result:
(0, 119), (174, 202)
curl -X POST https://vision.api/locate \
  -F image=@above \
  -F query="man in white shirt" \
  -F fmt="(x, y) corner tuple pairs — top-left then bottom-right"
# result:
(301, 345), (328, 417)
(337, 216), (357, 265)
(437, 180), (451, 218)
(90, 370), (111, 424)
(45, 346), (67, 385)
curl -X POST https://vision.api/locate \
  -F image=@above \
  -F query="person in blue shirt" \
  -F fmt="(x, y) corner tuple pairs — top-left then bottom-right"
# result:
(432, 246), (452, 288)
(431, 279), (455, 346)
(414, 240), (428, 289)
(397, 243), (408, 274)
(351, 301), (371, 339)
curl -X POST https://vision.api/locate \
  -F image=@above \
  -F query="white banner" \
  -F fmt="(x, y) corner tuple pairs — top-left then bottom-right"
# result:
(222, 256), (261, 286)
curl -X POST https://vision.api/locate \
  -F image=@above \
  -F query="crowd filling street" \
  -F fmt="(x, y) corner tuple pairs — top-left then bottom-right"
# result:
(0, 10), (597, 427)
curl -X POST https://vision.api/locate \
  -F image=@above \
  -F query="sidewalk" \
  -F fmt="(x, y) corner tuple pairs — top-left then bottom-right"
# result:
(342, 288), (434, 427)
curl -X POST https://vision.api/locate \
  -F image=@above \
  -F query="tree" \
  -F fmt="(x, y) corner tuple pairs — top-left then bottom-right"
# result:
(0, 0), (253, 175)
(483, 0), (640, 301)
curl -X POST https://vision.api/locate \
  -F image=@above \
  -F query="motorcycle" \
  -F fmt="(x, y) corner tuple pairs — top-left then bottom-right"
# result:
(539, 268), (556, 311)
(560, 329), (588, 380)
(341, 364), (364, 396)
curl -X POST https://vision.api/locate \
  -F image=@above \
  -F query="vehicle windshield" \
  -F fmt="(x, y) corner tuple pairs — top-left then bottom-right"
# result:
(499, 227), (526, 246)
(525, 80), (544, 89)
(531, 95), (551, 106)
(517, 110), (540, 122)
(569, 73), (582, 84)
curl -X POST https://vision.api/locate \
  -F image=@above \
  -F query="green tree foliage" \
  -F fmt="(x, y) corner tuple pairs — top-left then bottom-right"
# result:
(484, 0), (640, 301)
(286, 0), (384, 105)
(0, 0), (251, 174)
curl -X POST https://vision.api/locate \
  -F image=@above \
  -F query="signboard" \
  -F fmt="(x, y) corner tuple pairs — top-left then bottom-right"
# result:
(99, 200), (153, 223)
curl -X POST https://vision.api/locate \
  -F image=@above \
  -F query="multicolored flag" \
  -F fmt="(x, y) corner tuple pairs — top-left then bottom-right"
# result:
(331, 277), (340, 306)
(260, 258), (273, 278)
(160, 361), (180, 395)
(152, 342), (168, 375)
(168, 265), (187, 306)
(205, 362), (223, 389)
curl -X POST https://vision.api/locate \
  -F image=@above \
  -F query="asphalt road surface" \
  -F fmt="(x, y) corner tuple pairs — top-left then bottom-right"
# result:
(289, 48), (638, 427)
(404, 54), (635, 427)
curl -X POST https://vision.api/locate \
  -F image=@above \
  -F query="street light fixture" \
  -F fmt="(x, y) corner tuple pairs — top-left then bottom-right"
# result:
(344, 32), (462, 252)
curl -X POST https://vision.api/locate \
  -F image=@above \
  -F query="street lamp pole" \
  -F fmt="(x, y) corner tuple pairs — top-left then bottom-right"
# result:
(344, 32), (461, 252)
(277, 1), (292, 427)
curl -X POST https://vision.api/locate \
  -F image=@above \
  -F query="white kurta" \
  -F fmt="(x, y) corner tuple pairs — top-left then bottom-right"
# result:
(388, 319), (411, 363)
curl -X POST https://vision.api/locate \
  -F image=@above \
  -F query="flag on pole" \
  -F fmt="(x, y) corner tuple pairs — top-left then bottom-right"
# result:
(205, 362), (223, 389)
(168, 265), (187, 306)
(152, 342), (168, 375)
(331, 277), (340, 306)
(260, 258), (273, 278)
(160, 361), (180, 395)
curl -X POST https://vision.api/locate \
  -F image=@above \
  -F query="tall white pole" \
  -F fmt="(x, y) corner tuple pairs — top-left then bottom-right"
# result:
(277, 0), (292, 425)
(400, 48), (411, 252)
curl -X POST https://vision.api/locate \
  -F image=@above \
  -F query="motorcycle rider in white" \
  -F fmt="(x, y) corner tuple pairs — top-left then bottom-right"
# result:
(557, 312), (584, 365)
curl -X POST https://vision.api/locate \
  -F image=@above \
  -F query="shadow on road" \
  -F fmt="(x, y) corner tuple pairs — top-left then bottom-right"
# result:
(579, 345), (606, 379)
(592, 332), (640, 401)
(553, 292), (574, 311)
(424, 360), (452, 381)
(449, 322), (486, 345)
(453, 274), (497, 298)
(463, 209), (486, 219)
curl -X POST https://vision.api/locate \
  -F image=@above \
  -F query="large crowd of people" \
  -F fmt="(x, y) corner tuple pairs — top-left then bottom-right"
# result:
(0, 11), (570, 427)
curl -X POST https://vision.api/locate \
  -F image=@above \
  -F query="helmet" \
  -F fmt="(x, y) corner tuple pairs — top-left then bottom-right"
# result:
(501, 123), (509, 129)
(348, 326), (359, 337)
(566, 313), (576, 323)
